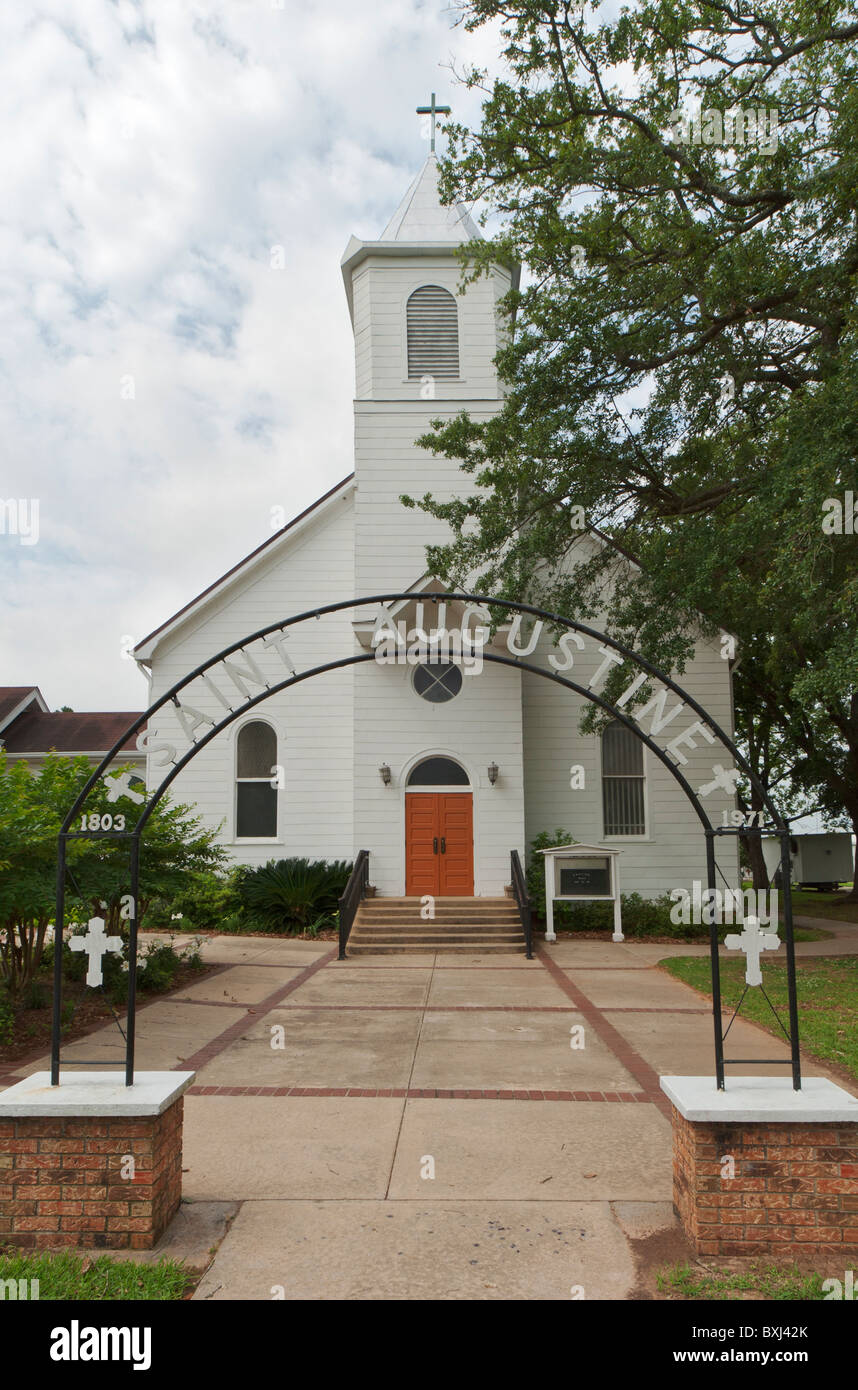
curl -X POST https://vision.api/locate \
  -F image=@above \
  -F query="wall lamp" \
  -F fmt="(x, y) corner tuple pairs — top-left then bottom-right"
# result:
(487, 761), (499, 786)
(379, 764), (392, 786)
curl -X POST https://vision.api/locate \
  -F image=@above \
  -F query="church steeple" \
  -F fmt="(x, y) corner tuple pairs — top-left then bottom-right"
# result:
(342, 113), (519, 595)
(378, 155), (482, 244)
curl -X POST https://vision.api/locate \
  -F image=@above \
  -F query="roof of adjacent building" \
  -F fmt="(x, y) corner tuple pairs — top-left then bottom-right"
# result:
(0, 686), (48, 728)
(1, 709), (142, 756)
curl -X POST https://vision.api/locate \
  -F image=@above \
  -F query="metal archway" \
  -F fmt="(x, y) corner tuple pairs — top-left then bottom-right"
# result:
(52, 592), (801, 1091)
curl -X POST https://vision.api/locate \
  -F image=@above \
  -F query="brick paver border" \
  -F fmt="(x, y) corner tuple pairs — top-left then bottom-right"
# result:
(537, 948), (673, 1116)
(186, 1084), (652, 1102)
(178, 947), (339, 1074)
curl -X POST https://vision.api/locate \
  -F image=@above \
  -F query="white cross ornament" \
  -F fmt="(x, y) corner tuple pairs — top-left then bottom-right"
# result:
(68, 917), (124, 987)
(724, 914), (780, 987)
(105, 771), (145, 805)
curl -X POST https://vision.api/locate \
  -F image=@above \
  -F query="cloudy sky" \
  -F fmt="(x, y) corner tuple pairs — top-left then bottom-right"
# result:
(0, 0), (504, 712)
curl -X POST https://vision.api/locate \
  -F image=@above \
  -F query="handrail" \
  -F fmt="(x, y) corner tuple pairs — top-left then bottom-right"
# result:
(510, 849), (534, 960)
(338, 850), (370, 960)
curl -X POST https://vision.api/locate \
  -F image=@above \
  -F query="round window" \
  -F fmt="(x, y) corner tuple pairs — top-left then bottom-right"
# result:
(412, 661), (463, 703)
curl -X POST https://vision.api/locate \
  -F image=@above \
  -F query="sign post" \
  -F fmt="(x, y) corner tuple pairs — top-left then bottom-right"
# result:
(538, 842), (624, 943)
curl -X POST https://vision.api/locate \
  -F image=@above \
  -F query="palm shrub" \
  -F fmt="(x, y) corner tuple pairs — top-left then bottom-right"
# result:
(237, 858), (353, 932)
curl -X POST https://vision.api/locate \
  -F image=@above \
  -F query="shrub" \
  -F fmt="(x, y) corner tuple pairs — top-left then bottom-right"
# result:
(525, 828), (578, 923)
(0, 751), (226, 995)
(62, 929), (204, 1004)
(0, 989), (13, 1046)
(237, 858), (353, 932)
(145, 867), (243, 933)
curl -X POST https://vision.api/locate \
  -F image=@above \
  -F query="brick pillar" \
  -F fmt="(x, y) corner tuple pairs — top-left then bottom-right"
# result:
(0, 1072), (194, 1251)
(663, 1076), (858, 1259)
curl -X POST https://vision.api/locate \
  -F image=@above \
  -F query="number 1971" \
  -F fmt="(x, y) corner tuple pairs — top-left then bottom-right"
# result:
(722, 810), (765, 828)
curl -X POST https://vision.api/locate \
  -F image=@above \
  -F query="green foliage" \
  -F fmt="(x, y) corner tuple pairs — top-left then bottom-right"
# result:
(237, 858), (353, 931)
(0, 751), (226, 994)
(0, 988), (14, 1046)
(526, 829), (703, 936)
(145, 866), (244, 933)
(406, 0), (858, 870)
(60, 930), (204, 1006)
(525, 828), (577, 918)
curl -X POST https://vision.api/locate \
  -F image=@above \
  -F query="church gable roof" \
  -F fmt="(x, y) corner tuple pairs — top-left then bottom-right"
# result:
(134, 474), (354, 662)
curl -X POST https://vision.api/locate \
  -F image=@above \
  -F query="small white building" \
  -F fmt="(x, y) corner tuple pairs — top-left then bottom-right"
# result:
(133, 154), (740, 902)
(761, 832), (855, 891)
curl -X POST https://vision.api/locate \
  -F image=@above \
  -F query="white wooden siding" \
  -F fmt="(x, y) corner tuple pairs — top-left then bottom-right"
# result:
(144, 495), (355, 867)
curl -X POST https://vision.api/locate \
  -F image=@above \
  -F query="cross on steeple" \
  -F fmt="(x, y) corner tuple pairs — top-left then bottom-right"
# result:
(416, 92), (451, 154)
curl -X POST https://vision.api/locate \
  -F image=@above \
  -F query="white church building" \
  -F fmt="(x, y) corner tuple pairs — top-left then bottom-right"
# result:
(132, 153), (740, 903)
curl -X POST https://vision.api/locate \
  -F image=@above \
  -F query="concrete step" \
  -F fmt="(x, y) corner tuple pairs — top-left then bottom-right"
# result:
(350, 933), (524, 946)
(355, 911), (522, 922)
(361, 901), (520, 910)
(353, 924), (522, 933)
(348, 896), (527, 956)
(347, 942), (527, 956)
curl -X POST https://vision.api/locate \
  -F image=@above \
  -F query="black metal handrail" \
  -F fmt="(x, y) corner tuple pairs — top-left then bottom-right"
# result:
(338, 850), (370, 960)
(510, 849), (533, 960)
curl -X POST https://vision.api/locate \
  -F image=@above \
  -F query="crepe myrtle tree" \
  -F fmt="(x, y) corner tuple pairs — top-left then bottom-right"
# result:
(0, 752), (226, 994)
(403, 0), (858, 892)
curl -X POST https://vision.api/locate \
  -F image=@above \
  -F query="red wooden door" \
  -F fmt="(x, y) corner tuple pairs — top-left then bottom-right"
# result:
(438, 794), (473, 895)
(405, 793), (473, 897)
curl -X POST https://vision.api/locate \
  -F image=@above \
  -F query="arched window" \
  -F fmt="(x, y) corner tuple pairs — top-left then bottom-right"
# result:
(407, 285), (459, 380)
(602, 721), (646, 836)
(407, 757), (470, 786)
(235, 720), (278, 838)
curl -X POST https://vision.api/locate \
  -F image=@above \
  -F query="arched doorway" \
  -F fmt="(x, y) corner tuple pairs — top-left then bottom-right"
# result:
(405, 756), (472, 896)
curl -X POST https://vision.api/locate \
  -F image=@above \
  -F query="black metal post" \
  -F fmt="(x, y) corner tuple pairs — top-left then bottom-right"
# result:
(338, 895), (347, 961)
(50, 835), (67, 1086)
(779, 831), (802, 1091)
(705, 829), (726, 1090)
(125, 835), (140, 1087)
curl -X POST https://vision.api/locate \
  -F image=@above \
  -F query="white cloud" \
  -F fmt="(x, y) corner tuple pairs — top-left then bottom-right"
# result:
(0, 0), (500, 711)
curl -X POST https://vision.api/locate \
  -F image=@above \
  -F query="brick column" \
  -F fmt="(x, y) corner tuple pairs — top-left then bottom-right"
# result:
(0, 1072), (194, 1251)
(662, 1076), (858, 1259)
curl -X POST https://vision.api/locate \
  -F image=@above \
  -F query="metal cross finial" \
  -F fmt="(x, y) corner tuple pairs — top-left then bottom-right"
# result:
(416, 92), (451, 153)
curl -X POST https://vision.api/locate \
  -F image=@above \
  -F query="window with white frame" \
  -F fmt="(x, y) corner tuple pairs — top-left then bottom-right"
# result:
(602, 720), (646, 835)
(235, 720), (278, 838)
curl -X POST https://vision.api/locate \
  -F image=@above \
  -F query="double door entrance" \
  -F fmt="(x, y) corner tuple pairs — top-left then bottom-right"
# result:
(405, 792), (473, 897)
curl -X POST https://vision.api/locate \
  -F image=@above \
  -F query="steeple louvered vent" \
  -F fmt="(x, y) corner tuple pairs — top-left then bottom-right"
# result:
(406, 285), (459, 379)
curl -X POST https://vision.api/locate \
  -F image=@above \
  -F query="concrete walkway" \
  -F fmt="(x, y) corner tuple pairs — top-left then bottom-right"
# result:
(2, 922), (854, 1300)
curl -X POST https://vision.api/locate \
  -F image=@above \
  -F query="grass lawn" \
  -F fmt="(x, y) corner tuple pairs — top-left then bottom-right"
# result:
(659, 955), (858, 1080)
(781, 886), (858, 925)
(657, 1262), (827, 1300)
(0, 1250), (194, 1300)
